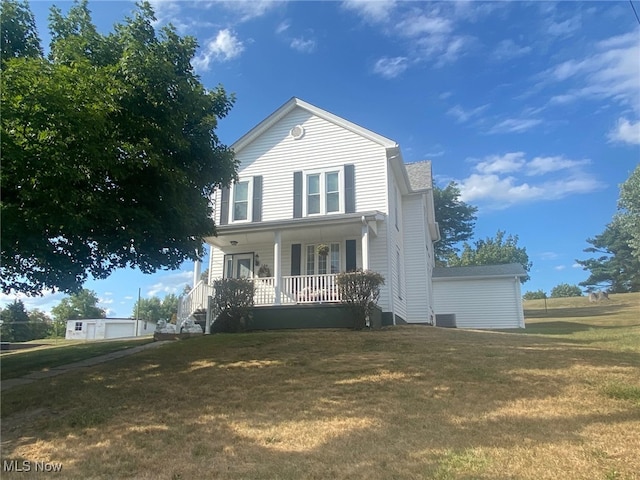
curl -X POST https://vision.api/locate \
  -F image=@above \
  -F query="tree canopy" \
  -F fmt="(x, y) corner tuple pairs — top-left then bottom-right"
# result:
(132, 294), (179, 322)
(0, 300), (52, 342)
(576, 166), (640, 293)
(1, 0), (237, 296)
(433, 182), (477, 264)
(550, 283), (582, 298)
(448, 230), (532, 283)
(51, 288), (106, 322)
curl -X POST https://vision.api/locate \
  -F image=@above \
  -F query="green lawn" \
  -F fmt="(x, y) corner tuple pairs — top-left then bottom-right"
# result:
(1, 293), (639, 480)
(0, 337), (153, 380)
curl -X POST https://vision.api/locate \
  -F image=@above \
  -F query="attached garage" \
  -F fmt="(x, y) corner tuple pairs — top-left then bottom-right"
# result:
(433, 263), (526, 329)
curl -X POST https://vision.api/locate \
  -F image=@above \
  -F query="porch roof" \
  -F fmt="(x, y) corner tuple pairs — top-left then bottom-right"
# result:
(206, 211), (385, 247)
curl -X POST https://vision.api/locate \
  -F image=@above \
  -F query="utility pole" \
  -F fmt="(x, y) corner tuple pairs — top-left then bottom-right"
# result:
(135, 288), (141, 337)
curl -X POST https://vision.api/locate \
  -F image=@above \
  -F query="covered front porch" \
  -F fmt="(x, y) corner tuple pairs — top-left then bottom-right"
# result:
(178, 211), (386, 327)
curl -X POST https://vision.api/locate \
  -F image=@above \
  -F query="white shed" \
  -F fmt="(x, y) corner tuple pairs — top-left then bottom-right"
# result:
(65, 318), (156, 340)
(432, 263), (527, 329)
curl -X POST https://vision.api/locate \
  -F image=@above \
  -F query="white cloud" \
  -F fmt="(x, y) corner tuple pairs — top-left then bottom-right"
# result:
(457, 152), (605, 208)
(276, 20), (290, 34)
(572, 263), (582, 269)
(147, 271), (192, 297)
(543, 32), (640, 114)
(221, 0), (282, 22)
(554, 265), (567, 271)
(474, 152), (526, 175)
(447, 104), (489, 123)
(193, 29), (244, 71)
(539, 252), (559, 260)
(373, 56), (408, 79)
(397, 14), (452, 37)
(608, 117), (640, 145)
(290, 37), (316, 53)
(492, 39), (532, 61)
(488, 118), (542, 134)
(342, 0), (397, 24)
(525, 156), (591, 176)
(546, 17), (581, 37)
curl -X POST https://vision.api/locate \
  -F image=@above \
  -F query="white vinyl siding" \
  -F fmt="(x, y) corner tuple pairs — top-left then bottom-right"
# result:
(433, 277), (525, 329)
(402, 194), (431, 323)
(228, 107), (389, 222)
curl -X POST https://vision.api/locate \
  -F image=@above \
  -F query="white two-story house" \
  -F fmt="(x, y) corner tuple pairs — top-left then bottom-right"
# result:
(179, 97), (440, 330)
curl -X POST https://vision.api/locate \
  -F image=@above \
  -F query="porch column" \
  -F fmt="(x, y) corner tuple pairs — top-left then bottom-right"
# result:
(193, 259), (202, 288)
(361, 218), (370, 270)
(274, 230), (282, 305)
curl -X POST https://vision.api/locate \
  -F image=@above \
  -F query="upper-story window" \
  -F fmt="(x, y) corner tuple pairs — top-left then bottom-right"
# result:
(233, 181), (250, 221)
(304, 169), (342, 216)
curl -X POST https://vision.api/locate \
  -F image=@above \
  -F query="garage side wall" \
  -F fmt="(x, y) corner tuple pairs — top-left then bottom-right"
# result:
(433, 277), (525, 329)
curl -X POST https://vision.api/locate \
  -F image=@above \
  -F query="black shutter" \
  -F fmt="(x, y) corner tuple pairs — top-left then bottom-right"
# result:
(291, 244), (301, 276)
(346, 240), (357, 271)
(344, 164), (355, 213)
(220, 187), (230, 225)
(252, 176), (262, 222)
(293, 171), (303, 218)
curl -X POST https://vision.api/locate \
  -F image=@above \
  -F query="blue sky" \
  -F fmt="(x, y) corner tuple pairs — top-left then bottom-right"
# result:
(3, 0), (639, 317)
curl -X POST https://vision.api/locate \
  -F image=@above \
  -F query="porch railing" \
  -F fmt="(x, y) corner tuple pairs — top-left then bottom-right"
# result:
(178, 274), (343, 321)
(177, 280), (214, 324)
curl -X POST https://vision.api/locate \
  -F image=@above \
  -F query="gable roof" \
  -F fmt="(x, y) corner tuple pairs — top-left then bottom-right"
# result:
(232, 97), (398, 153)
(405, 161), (433, 191)
(433, 263), (527, 279)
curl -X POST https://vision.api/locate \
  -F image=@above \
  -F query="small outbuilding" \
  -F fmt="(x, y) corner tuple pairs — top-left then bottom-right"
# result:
(433, 263), (527, 329)
(65, 318), (156, 340)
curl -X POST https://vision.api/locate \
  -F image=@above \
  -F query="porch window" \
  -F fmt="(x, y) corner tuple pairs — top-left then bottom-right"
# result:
(233, 181), (249, 221)
(305, 243), (340, 274)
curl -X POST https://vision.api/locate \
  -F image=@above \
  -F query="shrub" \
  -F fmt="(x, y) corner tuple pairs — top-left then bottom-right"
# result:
(337, 270), (385, 330)
(210, 278), (254, 333)
(550, 283), (583, 298)
(523, 290), (547, 300)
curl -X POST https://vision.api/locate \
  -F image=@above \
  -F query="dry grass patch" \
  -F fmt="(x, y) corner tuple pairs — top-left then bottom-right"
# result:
(1, 293), (639, 479)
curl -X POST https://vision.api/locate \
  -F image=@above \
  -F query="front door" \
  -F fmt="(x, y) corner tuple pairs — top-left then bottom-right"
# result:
(224, 253), (254, 278)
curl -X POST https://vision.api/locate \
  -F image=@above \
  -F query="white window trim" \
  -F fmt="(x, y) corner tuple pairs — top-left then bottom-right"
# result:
(303, 167), (344, 216)
(230, 178), (253, 223)
(305, 242), (341, 275)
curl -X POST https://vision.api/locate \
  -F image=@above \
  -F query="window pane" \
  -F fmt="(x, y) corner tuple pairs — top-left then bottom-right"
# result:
(326, 192), (339, 212)
(307, 174), (320, 194)
(234, 182), (248, 201)
(318, 253), (327, 275)
(326, 172), (339, 192)
(308, 194), (320, 214)
(306, 245), (315, 275)
(234, 202), (247, 221)
(330, 243), (340, 273)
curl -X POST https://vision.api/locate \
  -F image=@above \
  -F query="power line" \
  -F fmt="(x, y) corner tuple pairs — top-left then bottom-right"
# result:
(631, 0), (640, 25)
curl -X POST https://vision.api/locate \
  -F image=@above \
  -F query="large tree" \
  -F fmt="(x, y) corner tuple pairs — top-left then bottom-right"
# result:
(618, 164), (640, 260)
(576, 216), (640, 292)
(0, 300), (51, 342)
(1, 0), (237, 296)
(433, 182), (477, 264)
(132, 294), (179, 322)
(51, 289), (106, 323)
(448, 230), (532, 282)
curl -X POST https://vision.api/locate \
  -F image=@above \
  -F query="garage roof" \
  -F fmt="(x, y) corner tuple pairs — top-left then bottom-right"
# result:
(433, 263), (527, 279)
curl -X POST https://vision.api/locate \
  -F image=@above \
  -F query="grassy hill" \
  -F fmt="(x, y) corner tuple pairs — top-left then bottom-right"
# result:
(1, 293), (639, 479)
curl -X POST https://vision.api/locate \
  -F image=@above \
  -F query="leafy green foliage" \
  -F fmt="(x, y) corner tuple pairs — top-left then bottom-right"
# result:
(576, 216), (640, 292)
(0, 0), (42, 62)
(211, 278), (255, 333)
(132, 294), (179, 322)
(337, 270), (385, 330)
(51, 289), (106, 324)
(617, 164), (640, 260)
(0, 300), (51, 342)
(1, 0), (237, 295)
(550, 283), (583, 298)
(523, 290), (547, 300)
(433, 182), (477, 264)
(448, 230), (532, 283)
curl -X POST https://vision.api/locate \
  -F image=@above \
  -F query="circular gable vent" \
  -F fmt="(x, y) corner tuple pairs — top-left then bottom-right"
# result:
(290, 125), (305, 140)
